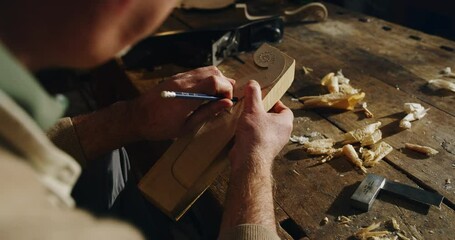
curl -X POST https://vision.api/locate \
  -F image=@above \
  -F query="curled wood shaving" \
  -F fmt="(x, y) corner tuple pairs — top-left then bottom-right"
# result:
(306, 147), (341, 155)
(321, 72), (338, 93)
(405, 143), (439, 156)
(428, 79), (455, 92)
(336, 69), (351, 84)
(300, 92), (366, 110)
(388, 218), (400, 231)
(399, 103), (429, 129)
(343, 144), (367, 173)
(354, 222), (390, 240)
(360, 147), (375, 163)
(343, 122), (382, 146)
(362, 102), (374, 118)
(363, 142), (393, 167)
(300, 70), (364, 110)
(336, 215), (352, 224)
(440, 67), (455, 78)
(303, 138), (335, 149)
(290, 135), (310, 144)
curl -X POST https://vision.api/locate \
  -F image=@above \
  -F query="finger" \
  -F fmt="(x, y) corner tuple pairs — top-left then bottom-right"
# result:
(272, 101), (294, 121)
(271, 101), (289, 113)
(243, 80), (264, 113)
(187, 66), (224, 79)
(185, 99), (234, 130)
(226, 77), (236, 86)
(170, 66), (222, 82)
(200, 74), (234, 99)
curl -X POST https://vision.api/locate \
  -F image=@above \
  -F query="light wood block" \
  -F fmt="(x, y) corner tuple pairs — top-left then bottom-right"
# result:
(138, 44), (295, 220)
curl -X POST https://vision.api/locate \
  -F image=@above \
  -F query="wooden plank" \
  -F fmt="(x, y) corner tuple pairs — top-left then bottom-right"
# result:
(271, 96), (455, 239)
(272, 21), (455, 206)
(139, 44), (296, 220)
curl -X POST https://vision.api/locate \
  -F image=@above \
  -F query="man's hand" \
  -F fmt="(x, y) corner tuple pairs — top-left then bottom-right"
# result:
(71, 66), (235, 161)
(229, 80), (293, 171)
(131, 66), (235, 140)
(220, 80), (293, 236)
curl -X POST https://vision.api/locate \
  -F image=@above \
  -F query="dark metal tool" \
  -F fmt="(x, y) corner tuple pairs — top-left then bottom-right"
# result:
(351, 174), (444, 211)
(121, 17), (283, 69)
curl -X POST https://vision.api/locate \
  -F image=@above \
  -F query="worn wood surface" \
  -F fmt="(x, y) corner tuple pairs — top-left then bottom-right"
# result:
(207, 3), (455, 240)
(115, 2), (455, 239)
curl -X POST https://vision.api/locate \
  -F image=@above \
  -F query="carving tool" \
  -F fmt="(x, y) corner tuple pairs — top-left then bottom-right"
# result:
(161, 91), (238, 102)
(351, 174), (444, 211)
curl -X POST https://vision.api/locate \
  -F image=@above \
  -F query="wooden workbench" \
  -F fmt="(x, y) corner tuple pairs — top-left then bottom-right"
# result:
(103, 2), (455, 239)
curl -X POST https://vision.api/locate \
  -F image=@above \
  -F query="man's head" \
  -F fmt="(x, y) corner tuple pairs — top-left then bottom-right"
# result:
(0, 0), (177, 70)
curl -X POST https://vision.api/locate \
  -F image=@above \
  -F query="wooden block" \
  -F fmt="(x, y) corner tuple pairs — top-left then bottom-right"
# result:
(138, 44), (296, 220)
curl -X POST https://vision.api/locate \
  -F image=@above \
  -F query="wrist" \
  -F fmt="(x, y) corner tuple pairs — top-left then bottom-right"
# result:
(229, 149), (274, 177)
(71, 100), (140, 160)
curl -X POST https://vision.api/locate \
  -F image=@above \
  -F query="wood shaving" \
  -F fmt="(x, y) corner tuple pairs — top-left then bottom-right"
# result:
(408, 225), (423, 240)
(321, 216), (329, 225)
(388, 218), (400, 231)
(363, 142), (393, 167)
(303, 138), (335, 149)
(290, 135), (310, 144)
(440, 67), (455, 78)
(300, 70), (364, 110)
(360, 147), (375, 163)
(354, 222), (390, 240)
(362, 102), (374, 118)
(321, 72), (339, 93)
(336, 215), (352, 224)
(336, 69), (351, 84)
(343, 144), (367, 173)
(343, 122), (382, 146)
(405, 143), (439, 156)
(300, 92), (365, 110)
(302, 66), (313, 75)
(399, 103), (429, 129)
(396, 232), (411, 240)
(306, 147), (341, 155)
(427, 79), (455, 92)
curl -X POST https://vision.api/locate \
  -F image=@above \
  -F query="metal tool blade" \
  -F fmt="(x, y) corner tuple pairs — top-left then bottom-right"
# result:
(383, 180), (444, 208)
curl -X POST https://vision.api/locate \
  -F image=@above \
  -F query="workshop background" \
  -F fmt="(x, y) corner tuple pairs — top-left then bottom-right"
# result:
(325, 0), (455, 41)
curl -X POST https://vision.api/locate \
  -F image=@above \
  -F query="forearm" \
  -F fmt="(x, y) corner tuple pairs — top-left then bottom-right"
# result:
(220, 154), (277, 236)
(71, 100), (140, 161)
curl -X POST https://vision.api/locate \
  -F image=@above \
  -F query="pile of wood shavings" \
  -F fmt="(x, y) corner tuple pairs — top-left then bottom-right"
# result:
(299, 70), (368, 113)
(353, 218), (422, 240)
(289, 122), (393, 173)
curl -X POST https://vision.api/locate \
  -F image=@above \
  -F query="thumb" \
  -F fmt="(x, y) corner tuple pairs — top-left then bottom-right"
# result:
(243, 80), (264, 113)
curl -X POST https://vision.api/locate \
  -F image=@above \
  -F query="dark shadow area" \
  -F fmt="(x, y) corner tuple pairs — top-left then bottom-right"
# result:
(378, 118), (404, 139)
(325, 0), (455, 41)
(291, 83), (326, 99)
(279, 218), (308, 240)
(326, 182), (364, 217)
(353, 109), (367, 121)
(419, 84), (455, 97)
(326, 156), (362, 174)
(284, 148), (310, 161)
